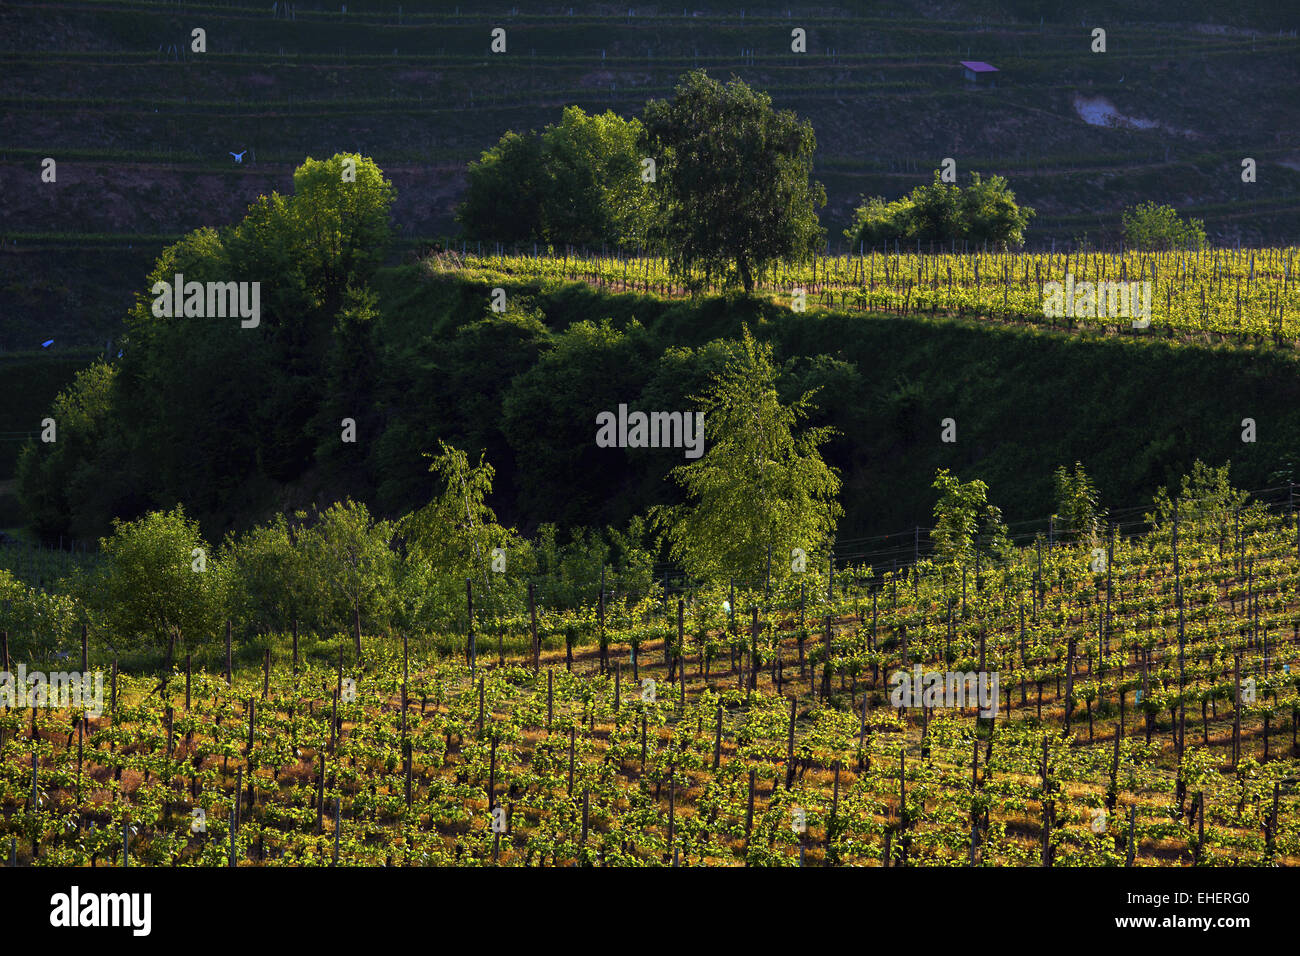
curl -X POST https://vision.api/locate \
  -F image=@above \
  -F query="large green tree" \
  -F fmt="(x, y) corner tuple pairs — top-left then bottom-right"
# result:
(655, 327), (842, 583)
(960, 172), (1035, 248)
(400, 442), (516, 585)
(21, 154), (396, 541)
(641, 71), (826, 293)
(281, 153), (396, 316)
(79, 505), (228, 655)
(540, 106), (654, 247)
(457, 107), (651, 247)
(396, 443), (529, 633)
(1122, 201), (1206, 251)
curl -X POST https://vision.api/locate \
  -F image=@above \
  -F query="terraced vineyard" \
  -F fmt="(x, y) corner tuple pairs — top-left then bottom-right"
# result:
(430, 244), (1300, 344)
(5, 0), (1300, 889)
(4, 486), (1300, 867)
(4, 0), (1299, 351)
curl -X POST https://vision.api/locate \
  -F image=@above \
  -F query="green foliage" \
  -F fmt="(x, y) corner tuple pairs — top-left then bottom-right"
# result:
(402, 443), (510, 583)
(844, 171), (1034, 249)
(315, 283), (382, 477)
(223, 153), (394, 482)
(397, 443), (531, 631)
(540, 107), (655, 247)
(283, 153), (396, 312)
(641, 70), (826, 292)
(0, 353), (98, 480)
(456, 131), (548, 243)
(960, 172), (1036, 248)
(907, 174), (964, 243)
(372, 294), (547, 515)
(79, 505), (228, 654)
(1147, 460), (1251, 530)
(223, 499), (398, 643)
(221, 513), (315, 638)
(1122, 201), (1207, 251)
(1053, 461), (1107, 542)
(929, 469), (1010, 566)
(295, 498), (396, 640)
(19, 154), (397, 542)
(15, 360), (120, 540)
(500, 317), (657, 527)
(655, 327), (842, 584)
(841, 195), (916, 248)
(0, 568), (81, 665)
(18, 246), (1300, 561)
(457, 107), (651, 247)
(531, 518), (656, 609)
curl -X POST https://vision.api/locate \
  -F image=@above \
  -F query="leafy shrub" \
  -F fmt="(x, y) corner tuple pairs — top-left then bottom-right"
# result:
(844, 172), (1033, 250)
(1122, 201), (1206, 250)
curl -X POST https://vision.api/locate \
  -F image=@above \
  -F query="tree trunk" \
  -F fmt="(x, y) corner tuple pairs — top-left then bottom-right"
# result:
(738, 256), (754, 293)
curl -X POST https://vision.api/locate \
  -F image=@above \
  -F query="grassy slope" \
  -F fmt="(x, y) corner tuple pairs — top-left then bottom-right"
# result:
(372, 267), (1300, 539)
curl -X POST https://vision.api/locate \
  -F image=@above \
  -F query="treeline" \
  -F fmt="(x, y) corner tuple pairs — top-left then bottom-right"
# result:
(457, 68), (1197, 258)
(4, 447), (1248, 671)
(6, 326), (851, 661)
(460, 70), (829, 291)
(3, 445), (657, 664)
(458, 71), (1037, 273)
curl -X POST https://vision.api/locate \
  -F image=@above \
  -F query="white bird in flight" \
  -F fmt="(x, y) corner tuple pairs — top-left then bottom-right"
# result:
(230, 150), (246, 164)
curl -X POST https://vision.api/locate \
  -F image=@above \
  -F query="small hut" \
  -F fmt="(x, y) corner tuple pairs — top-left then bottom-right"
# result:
(960, 60), (999, 86)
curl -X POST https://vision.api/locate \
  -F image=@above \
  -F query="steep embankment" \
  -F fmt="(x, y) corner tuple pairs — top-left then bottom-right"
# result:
(367, 266), (1300, 539)
(6, 266), (1298, 542)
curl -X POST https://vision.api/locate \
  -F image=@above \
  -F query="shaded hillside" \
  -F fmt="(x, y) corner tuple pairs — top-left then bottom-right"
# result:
(2, 0), (1299, 347)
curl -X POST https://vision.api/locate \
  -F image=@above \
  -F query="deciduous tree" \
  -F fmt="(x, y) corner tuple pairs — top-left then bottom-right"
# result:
(641, 71), (826, 293)
(655, 327), (841, 583)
